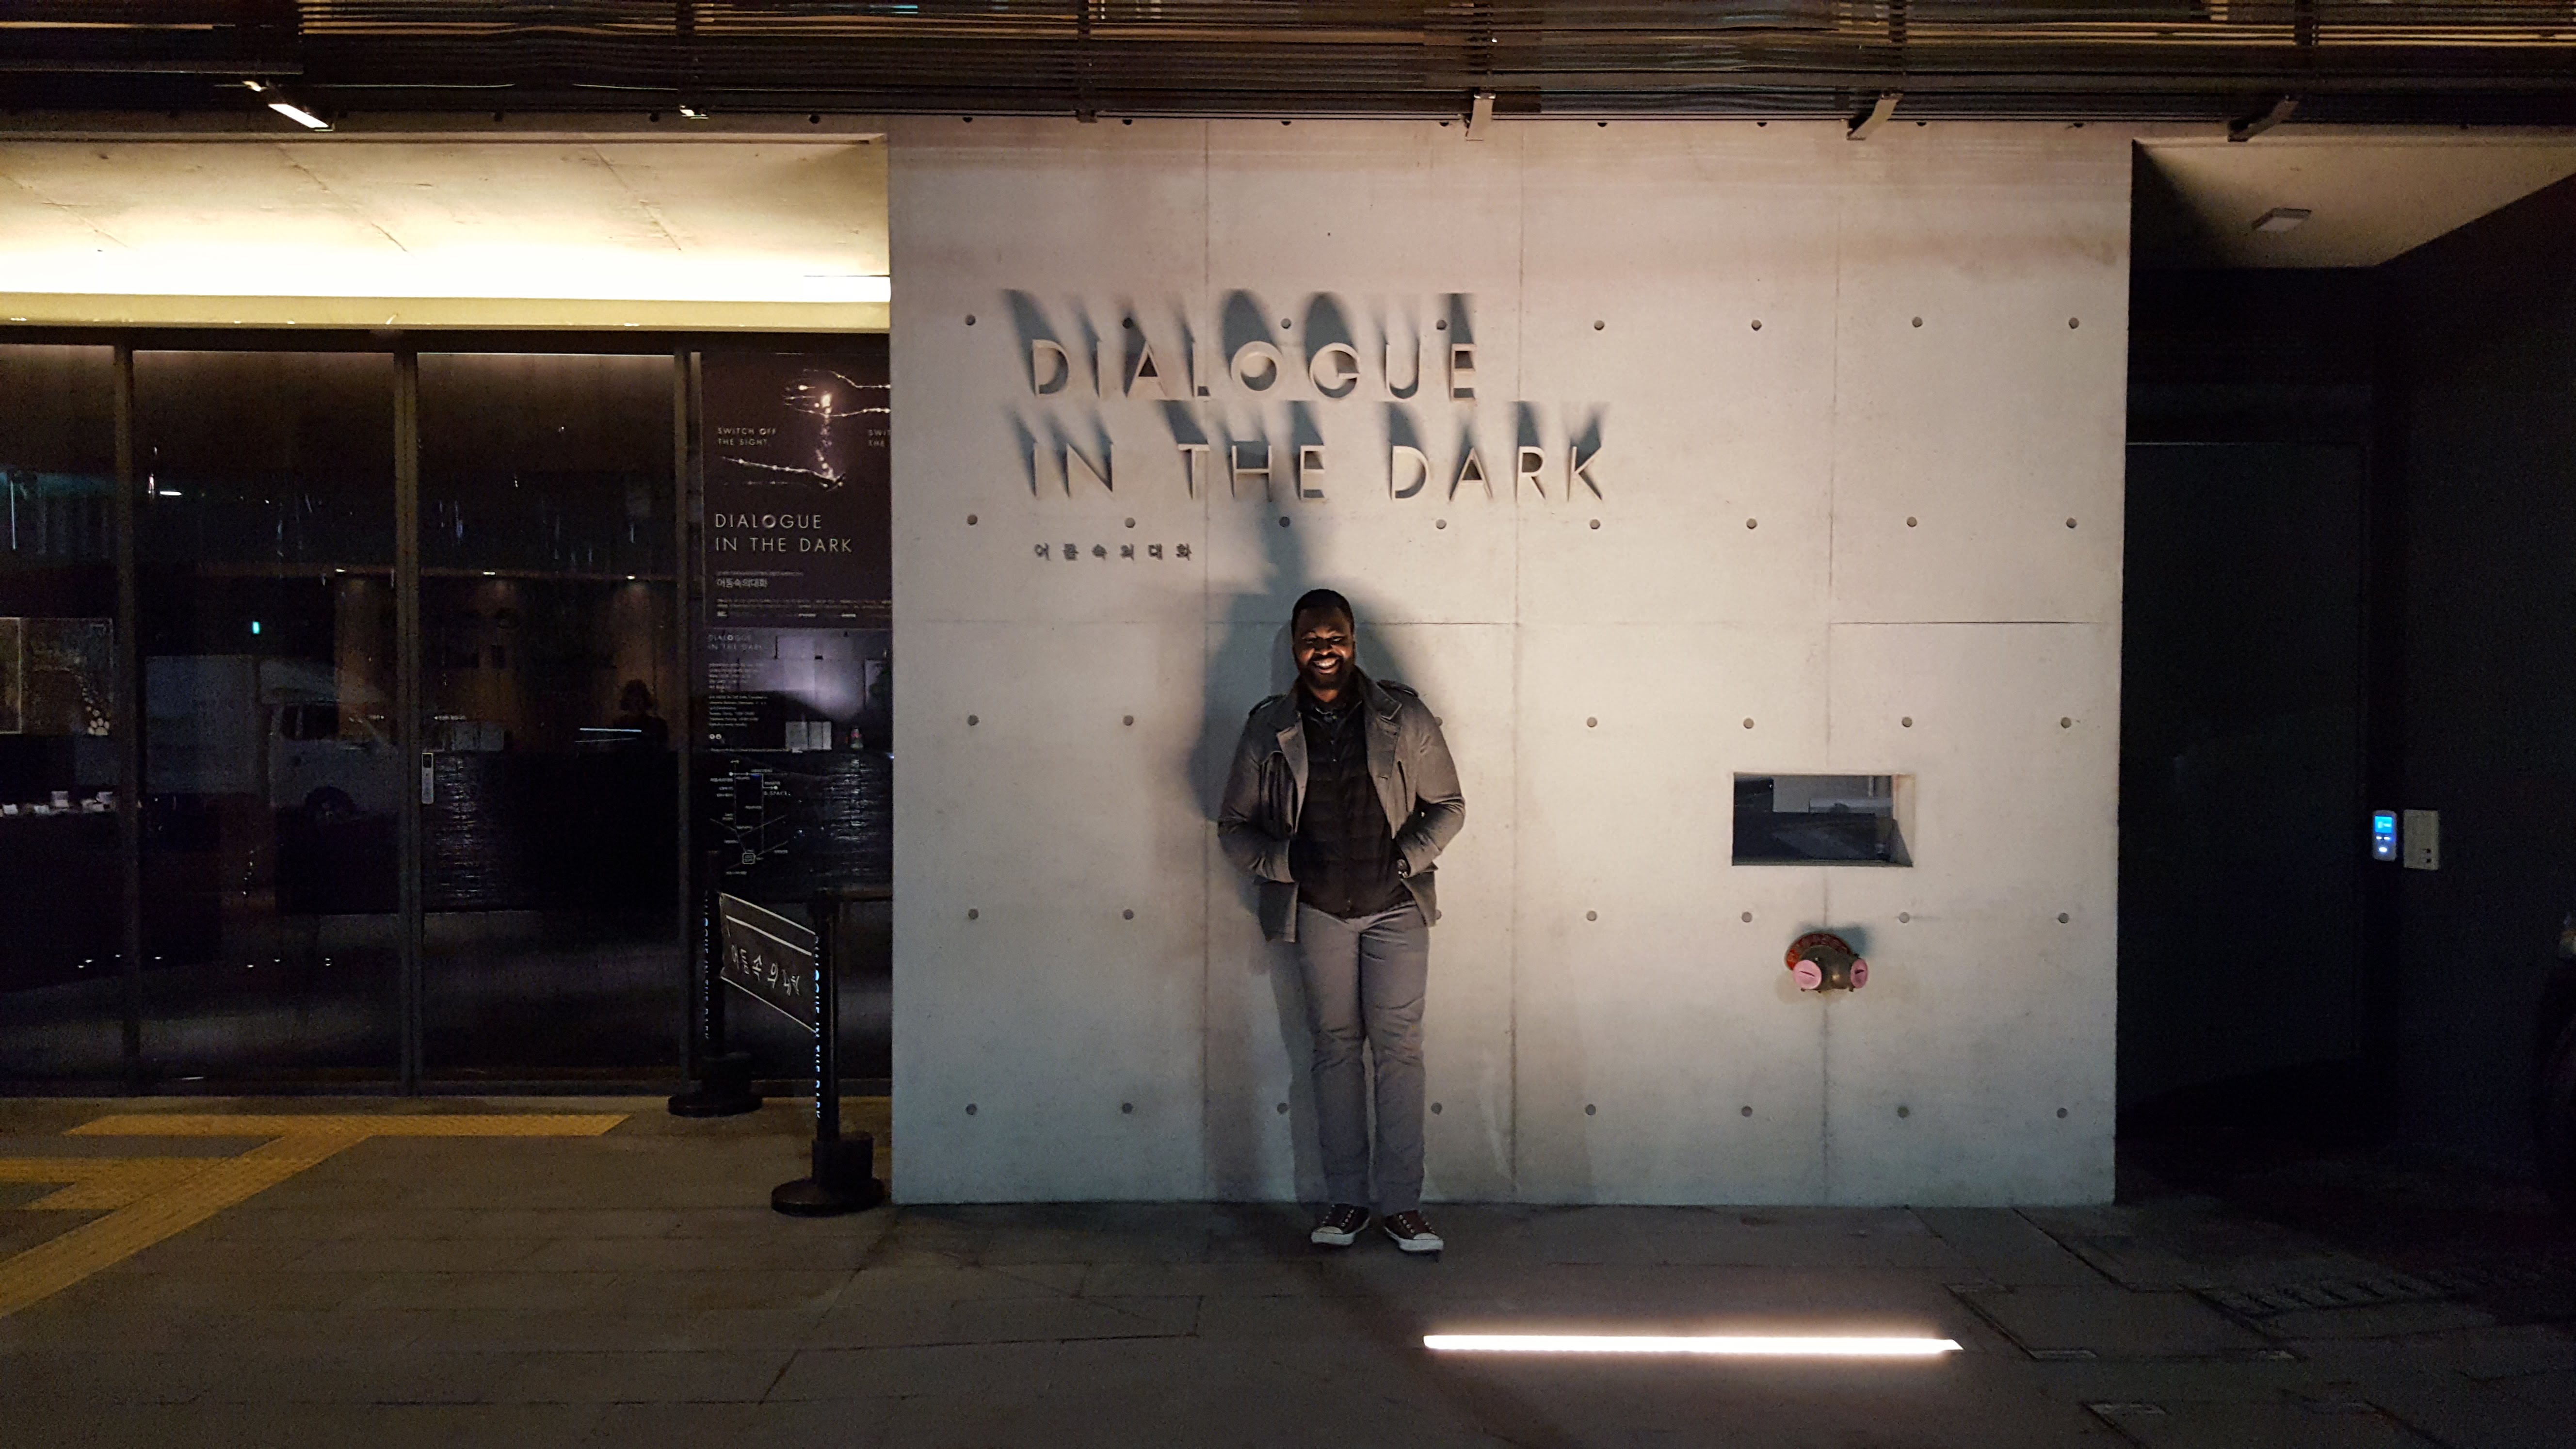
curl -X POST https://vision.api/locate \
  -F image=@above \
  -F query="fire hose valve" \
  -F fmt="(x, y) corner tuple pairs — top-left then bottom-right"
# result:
(1786, 931), (1868, 992)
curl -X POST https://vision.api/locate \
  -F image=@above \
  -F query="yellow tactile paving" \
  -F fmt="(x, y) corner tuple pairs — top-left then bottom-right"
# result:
(0, 1110), (630, 1320)
(68, 1113), (628, 1139)
(0, 1158), (224, 1211)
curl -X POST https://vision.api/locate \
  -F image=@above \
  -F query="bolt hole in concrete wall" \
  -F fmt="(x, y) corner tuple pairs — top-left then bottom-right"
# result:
(889, 119), (2123, 1206)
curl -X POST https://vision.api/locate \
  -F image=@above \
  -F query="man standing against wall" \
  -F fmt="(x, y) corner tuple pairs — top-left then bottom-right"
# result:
(1219, 589), (1466, 1254)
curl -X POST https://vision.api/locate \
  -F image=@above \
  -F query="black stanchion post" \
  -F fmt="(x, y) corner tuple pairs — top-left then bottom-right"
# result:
(771, 885), (885, 1216)
(670, 849), (761, 1117)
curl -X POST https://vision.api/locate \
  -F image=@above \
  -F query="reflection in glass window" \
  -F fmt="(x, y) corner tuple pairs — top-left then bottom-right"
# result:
(133, 351), (401, 1079)
(417, 354), (680, 1079)
(0, 345), (126, 1079)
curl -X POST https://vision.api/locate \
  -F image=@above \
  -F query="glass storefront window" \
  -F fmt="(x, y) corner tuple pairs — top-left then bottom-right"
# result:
(134, 351), (401, 1081)
(417, 353), (680, 1079)
(0, 345), (127, 1079)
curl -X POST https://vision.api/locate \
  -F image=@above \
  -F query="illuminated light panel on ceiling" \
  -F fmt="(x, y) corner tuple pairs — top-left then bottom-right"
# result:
(1422, 1334), (1964, 1357)
(0, 246), (887, 306)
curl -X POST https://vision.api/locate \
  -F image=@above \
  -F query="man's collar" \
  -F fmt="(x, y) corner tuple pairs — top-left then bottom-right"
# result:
(1298, 668), (1370, 717)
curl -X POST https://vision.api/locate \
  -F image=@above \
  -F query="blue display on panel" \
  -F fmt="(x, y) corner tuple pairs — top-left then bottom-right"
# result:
(2371, 810), (2399, 862)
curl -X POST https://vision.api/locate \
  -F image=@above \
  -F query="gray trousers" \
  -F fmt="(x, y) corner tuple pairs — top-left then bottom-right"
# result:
(1293, 901), (1429, 1215)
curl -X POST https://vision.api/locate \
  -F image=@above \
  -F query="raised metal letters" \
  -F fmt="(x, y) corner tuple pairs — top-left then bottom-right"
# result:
(1515, 445), (1549, 501)
(1453, 446), (1490, 500)
(1004, 294), (1604, 508)
(1231, 340), (1284, 392)
(1030, 338), (1071, 395)
(1390, 444), (1431, 500)
(1569, 442), (1605, 499)
(1308, 343), (1360, 398)
(1127, 339), (1169, 398)
(1064, 441), (1112, 493)
(1385, 337), (1421, 399)
(1230, 440), (1272, 499)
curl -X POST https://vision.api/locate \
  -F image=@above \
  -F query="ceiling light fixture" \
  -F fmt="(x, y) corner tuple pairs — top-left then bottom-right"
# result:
(1423, 1335), (1964, 1357)
(2252, 207), (2312, 234)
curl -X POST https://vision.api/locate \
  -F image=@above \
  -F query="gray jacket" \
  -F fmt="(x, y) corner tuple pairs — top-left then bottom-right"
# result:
(1217, 674), (1466, 943)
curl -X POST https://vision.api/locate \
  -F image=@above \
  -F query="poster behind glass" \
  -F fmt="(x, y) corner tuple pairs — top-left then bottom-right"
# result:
(698, 344), (889, 1079)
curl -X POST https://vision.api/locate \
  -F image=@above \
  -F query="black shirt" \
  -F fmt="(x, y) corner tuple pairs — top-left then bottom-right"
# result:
(1289, 685), (1408, 919)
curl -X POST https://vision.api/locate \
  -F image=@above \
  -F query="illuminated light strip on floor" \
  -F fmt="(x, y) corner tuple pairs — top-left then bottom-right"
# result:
(1423, 1335), (1964, 1357)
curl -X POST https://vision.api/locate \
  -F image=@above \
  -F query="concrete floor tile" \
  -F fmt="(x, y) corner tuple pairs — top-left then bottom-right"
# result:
(2422, 1324), (2576, 1382)
(60, 1268), (378, 1313)
(580, 1400), (900, 1449)
(492, 1348), (797, 1403)
(0, 1348), (235, 1406)
(395, 1307), (825, 1353)
(0, 1404), (212, 1449)
(800, 1297), (954, 1349)
(339, 1270), (629, 1312)
(768, 1342), (1059, 1401)
(2490, 1367), (2576, 1416)
(1958, 1285), (2274, 1358)
(934, 1292), (1198, 1343)
(1191, 1292), (1428, 1346)
(194, 1349), (521, 1405)
(2104, 1400), (2437, 1448)
(0, 1303), (434, 1352)
(291, 1236), (551, 1273)
(2354, 1365), (2576, 1449)
(588, 1267), (853, 1313)
(1076, 1258), (1333, 1298)
(2263, 1301), (2501, 1339)
(1917, 1208), (2116, 1288)
(520, 1233), (866, 1272)
(100, 1232), (322, 1276)
(834, 1262), (1088, 1307)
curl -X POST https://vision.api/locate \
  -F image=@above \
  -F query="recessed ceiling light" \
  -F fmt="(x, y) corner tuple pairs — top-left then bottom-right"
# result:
(2253, 207), (2312, 234)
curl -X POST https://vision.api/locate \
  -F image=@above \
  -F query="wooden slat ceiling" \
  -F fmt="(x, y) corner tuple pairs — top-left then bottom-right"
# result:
(6, 3), (2576, 124)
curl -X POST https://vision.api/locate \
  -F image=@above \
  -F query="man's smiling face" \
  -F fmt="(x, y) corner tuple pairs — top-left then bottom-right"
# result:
(1292, 607), (1356, 702)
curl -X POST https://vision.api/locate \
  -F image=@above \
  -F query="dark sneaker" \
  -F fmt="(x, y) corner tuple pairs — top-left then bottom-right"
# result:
(1382, 1210), (1444, 1255)
(1310, 1203), (1369, 1246)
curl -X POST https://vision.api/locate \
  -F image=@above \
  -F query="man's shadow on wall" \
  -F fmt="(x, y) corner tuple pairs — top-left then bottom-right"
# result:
(1189, 472), (1425, 1206)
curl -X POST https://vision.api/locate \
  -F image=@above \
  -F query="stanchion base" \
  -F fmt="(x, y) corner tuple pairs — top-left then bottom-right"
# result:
(771, 1133), (884, 1217)
(669, 1087), (765, 1118)
(668, 1053), (763, 1118)
(770, 1175), (884, 1216)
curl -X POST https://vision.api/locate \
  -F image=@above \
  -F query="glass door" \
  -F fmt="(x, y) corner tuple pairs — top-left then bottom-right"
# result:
(415, 354), (682, 1080)
(132, 351), (402, 1081)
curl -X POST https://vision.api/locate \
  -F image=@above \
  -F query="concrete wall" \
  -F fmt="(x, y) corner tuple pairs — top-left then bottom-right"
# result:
(889, 120), (2129, 1205)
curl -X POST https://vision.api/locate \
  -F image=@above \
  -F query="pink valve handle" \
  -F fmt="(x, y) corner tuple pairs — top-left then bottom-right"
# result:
(1791, 959), (1824, 992)
(1849, 958), (1869, 989)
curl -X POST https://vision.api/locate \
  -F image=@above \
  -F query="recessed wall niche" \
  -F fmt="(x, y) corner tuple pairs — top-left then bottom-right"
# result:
(1732, 774), (1913, 866)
